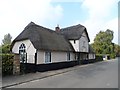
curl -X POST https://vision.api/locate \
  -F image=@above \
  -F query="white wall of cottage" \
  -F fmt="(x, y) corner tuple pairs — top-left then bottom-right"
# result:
(12, 39), (36, 63)
(12, 39), (75, 64)
(79, 31), (89, 52)
(37, 50), (45, 64)
(37, 50), (75, 64)
(69, 31), (89, 53)
(70, 40), (79, 52)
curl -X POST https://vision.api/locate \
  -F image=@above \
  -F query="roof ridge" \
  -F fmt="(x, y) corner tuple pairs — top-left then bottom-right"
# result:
(60, 24), (85, 30)
(24, 22), (56, 34)
(27, 21), (36, 26)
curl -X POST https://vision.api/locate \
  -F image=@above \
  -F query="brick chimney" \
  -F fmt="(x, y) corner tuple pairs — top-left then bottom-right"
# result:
(55, 24), (60, 32)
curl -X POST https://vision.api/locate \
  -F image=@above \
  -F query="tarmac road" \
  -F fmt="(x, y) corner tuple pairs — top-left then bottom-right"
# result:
(8, 58), (118, 88)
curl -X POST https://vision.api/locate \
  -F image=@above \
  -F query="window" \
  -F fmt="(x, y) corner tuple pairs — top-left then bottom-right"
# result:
(45, 52), (51, 63)
(83, 41), (85, 46)
(74, 40), (76, 44)
(19, 43), (27, 63)
(67, 52), (70, 61)
(82, 41), (86, 52)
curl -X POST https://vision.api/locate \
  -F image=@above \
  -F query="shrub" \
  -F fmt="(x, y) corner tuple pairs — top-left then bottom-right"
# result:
(1, 44), (11, 53)
(95, 54), (103, 62)
(2, 54), (14, 76)
(110, 53), (116, 59)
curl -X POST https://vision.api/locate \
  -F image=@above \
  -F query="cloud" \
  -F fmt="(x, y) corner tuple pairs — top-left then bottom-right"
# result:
(81, 0), (118, 19)
(0, 0), (63, 44)
(103, 18), (118, 43)
(78, 0), (118, 44)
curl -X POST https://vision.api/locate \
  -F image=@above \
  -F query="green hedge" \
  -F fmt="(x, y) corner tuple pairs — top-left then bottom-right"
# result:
(1, 54), (14, 76)
(95, 54), (103, 62)
(109, 53), (116, 59)
(95, 53), (116, 61)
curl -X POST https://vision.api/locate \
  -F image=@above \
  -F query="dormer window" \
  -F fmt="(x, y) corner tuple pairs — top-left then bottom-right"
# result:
(74, 40), (76, 44)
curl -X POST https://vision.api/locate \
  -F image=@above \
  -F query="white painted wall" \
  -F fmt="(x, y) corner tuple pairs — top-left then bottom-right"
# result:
(37, 50), (45, 64)
(70, 31), (89, 53)
(37, 51), (75, 64)
(79, 31), (89, 52)
(89, 54), (95, 59)
(70, 40), (79, 52)
(52, 51), (68, 63)
(12, 39), (36, 63)
(52, 51), (75, 62)
(70, 52), (75, 61)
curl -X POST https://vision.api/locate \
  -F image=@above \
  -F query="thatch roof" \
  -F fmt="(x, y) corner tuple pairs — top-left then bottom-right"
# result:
(11, 22), (74, 52)
(60, 24), (90, 42)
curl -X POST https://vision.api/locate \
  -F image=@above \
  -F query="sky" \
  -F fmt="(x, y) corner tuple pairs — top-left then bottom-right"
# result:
(0, 0), (119, 44)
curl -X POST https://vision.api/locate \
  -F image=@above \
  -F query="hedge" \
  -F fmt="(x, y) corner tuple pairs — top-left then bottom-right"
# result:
(95, 54), (103, 62)
(1, 54), (14, 76)
(109, 53), (116, 59)
(96, 53), (116, 60)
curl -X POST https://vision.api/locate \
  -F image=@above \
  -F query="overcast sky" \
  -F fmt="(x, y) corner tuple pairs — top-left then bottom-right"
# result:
(0, 0), (119, 44)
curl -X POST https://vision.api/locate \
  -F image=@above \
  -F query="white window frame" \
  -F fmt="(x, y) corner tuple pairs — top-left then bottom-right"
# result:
(45, 51), (51, 63)
(19, 43), (27, 63)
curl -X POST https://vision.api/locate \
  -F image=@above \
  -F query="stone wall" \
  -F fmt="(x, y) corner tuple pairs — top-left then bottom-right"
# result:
(13, 54), (20, 75)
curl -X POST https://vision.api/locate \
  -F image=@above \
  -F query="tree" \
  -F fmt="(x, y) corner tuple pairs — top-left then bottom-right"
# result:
(2, 33), (12, 45)
(92, 29), (114, 56)
(114, 44), (120, 57)
(1, 34), (13, 76)
(1, 44), (11, 53)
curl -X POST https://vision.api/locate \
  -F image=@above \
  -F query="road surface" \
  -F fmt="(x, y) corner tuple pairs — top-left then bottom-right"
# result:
(8, 58), (118, 88)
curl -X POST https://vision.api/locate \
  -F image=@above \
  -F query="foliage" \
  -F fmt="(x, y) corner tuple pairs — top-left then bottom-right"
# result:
(95, 54), (103, 61)
(0, 45), (2, 54)
(1, 33), (14, 76)
(2, 33), (12, 45)
(2, 54), (14, 76)
(114, 44), (120, 57)
(1, 44), (11, 53)
(91, 29), (118, 59)
(109, 53), (116, 59)
(92, 29), (114, 54)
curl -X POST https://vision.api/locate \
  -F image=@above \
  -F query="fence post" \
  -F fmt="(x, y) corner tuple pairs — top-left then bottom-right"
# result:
(13, 54), (20, 75)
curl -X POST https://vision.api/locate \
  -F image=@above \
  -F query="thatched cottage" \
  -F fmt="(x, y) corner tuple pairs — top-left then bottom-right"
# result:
(11, 22), (95, 72)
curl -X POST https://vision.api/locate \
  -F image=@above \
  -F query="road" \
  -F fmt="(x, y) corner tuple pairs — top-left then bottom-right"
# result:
(8, 58), (118, 88)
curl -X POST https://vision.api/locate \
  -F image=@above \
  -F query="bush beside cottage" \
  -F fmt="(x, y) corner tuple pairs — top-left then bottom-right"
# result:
(2, 54), (14, 76)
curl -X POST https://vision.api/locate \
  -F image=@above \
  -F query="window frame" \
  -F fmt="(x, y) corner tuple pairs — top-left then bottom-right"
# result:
(67, 52), (70, 61)
(74, 40), (76, 44)
(45, 51), (51, 63)
(19, 43), (27, 63)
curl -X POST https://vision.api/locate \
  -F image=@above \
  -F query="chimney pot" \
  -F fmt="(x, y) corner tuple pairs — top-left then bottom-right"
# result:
(55, 24), (60, 32)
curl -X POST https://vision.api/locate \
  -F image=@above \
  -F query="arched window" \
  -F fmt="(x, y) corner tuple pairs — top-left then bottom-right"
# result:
(19, 43), (27, 63)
